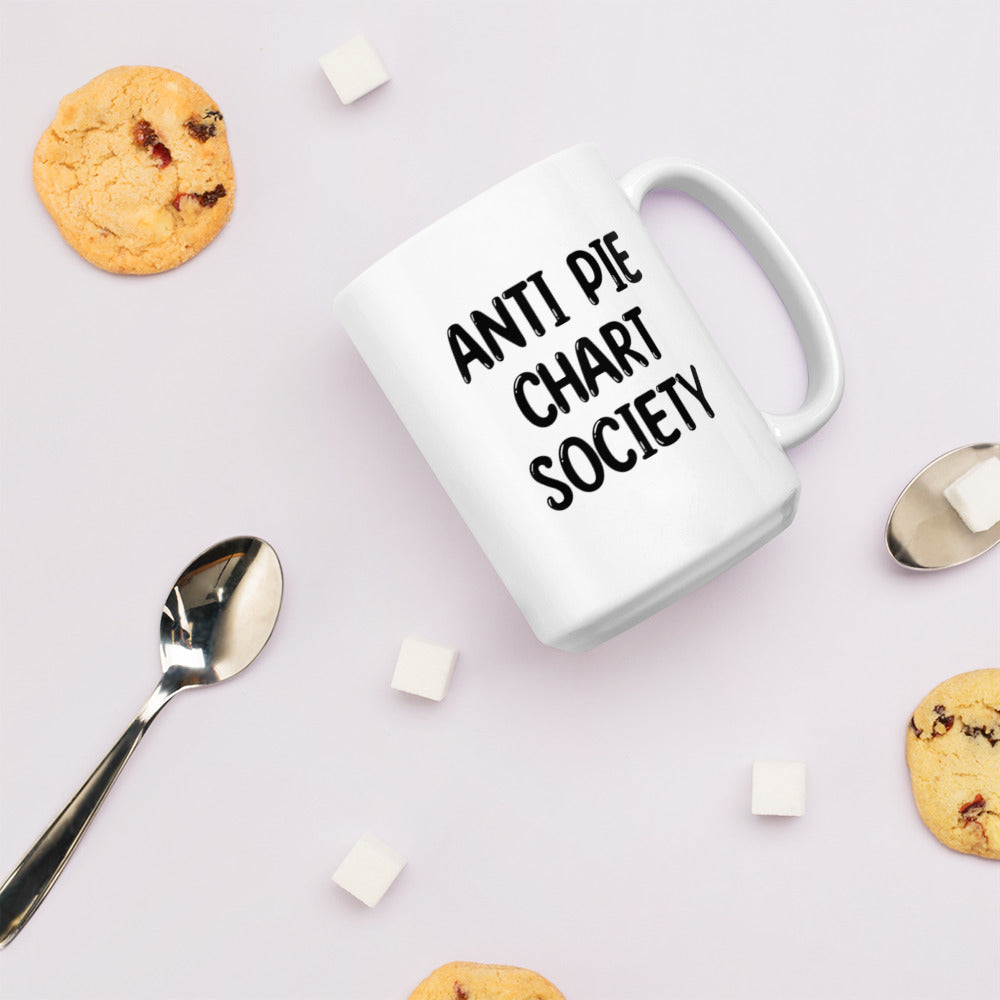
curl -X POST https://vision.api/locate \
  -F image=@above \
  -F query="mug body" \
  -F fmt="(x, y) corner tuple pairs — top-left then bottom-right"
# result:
(335, 144), (800, 651)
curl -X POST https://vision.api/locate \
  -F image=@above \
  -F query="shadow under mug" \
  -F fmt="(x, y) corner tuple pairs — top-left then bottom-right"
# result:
(335, 144), (844, 651)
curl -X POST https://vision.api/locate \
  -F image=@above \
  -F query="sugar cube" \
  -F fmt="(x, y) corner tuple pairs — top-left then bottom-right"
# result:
(751, 760), (806, 816)
(319, 35), (390, 105)
(391, 636), (458, 701)
(944, 456), (1000, 533)
(331, 833), (406, 907)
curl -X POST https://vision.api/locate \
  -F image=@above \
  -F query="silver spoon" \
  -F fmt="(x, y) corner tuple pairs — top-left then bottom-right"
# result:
(886, 443), (1000, 569)
(0, 536), (283, 948)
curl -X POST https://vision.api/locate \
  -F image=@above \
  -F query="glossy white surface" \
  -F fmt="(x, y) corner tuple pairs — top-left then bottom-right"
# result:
(336, 146), (841, 650)
(619, 156), (844, 449)
(1, 1), (997, 997)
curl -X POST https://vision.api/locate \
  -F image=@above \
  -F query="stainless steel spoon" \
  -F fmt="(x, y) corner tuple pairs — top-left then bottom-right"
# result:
(886, 443), (1000, 569)
(0, 536), (283, 948)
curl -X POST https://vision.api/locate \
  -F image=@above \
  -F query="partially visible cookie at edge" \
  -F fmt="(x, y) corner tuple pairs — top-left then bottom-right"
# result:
(33, 65), (235, 274)
(408, 961), (567, 1000)
(906, 667), (1000, 860)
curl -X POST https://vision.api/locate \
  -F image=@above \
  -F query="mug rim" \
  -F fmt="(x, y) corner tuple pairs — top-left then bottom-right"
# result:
(333, 141), (599, 308)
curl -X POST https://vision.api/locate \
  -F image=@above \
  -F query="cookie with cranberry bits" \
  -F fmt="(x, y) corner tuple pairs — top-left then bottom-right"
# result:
(33, 66), (234, 274)
(408, 962), (567, 1000)
(906, 668), (1000, 860)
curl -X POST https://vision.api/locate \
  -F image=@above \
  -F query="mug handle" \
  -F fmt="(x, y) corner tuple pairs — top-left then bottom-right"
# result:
(619, 158), (844, 449)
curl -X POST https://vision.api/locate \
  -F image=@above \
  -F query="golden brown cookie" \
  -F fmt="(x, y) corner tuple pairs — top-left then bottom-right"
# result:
(408, 962), (566, 1000)
(33, 66), (234, 274)
(906, 668), (1000, 860)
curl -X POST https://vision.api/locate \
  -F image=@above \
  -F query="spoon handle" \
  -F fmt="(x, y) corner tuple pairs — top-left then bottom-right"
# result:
(0, 684), (171, 948)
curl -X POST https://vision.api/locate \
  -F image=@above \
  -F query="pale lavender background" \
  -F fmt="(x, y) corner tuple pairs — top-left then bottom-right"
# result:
(1, 2), (998, 998)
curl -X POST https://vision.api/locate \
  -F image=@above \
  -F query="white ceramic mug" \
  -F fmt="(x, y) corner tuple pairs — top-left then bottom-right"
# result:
(334, 144), (844, 651)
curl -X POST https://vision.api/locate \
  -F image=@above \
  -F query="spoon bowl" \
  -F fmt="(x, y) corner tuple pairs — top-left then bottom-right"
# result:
(0, 536), (283, 948)
(886, 443), (1000, 570)
(160, 536), (284, 685)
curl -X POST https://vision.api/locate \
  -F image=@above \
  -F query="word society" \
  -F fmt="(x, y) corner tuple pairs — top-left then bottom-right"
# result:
(445, 232), (716, 510)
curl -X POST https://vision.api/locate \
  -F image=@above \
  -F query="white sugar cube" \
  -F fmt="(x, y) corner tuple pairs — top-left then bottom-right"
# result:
(319, 35), (390, 105)
(331, 833), (406, 907)
(751, 760), (806, 816)
(391, 636), (458, 701)
(944, 456), (1000, 533)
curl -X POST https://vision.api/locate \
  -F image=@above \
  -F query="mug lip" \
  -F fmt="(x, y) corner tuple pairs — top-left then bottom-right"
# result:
(334, 141), (599, 308)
